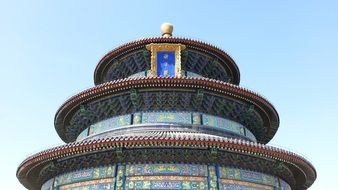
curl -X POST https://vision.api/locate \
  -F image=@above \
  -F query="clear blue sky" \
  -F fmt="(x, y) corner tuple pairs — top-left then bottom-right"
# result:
(1, 1), (337, 189)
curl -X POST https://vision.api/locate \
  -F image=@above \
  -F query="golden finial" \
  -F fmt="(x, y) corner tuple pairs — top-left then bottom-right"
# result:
(161, 22), (173, 37)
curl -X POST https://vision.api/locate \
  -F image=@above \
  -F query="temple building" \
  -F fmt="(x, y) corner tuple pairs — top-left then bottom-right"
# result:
(17, 23), (316, 190)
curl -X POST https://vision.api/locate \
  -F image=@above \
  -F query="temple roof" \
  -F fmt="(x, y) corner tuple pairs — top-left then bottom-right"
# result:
(17, 23), (316, 190)
(17, 127), (316, 190)
(54, 76), (279, 144)
(94, 37), (240, 85)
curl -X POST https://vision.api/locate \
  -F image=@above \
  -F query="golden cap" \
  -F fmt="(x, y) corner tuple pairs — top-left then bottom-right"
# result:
(161, 22), (173, 37)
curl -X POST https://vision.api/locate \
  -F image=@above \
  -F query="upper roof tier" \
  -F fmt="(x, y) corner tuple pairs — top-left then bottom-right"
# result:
(94, 37), (240, 85)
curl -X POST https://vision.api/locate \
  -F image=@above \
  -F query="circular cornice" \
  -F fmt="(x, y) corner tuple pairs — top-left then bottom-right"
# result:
(94, 37), (240, 85)
(17, 131), (316, 190)
(54, 77), (279, 144)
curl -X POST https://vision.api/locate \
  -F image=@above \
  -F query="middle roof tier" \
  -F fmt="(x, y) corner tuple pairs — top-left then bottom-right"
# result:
(55, 77), (279, 144)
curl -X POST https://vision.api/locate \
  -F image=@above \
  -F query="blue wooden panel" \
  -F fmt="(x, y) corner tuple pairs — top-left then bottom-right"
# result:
(54, 165), (115, 186)
(58, 178), (115, 190)
(89, 115), (131, 135)
(125, 176), (208, 190)
(203, 114), (245, 136)
(157, 51), (175, 77)
(142, 112), (191, 124)
(126, 164), (208, 176)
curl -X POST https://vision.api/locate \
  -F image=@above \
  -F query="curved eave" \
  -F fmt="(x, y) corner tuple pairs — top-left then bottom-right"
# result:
(54, 77), (279, 143)
(94, 37), (240, 85)
(17, 135), (316, 190)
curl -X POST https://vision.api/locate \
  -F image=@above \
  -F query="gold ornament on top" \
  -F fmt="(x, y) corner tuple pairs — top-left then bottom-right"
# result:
(146, 43), (186, 77)
(161, 22), (174, 37)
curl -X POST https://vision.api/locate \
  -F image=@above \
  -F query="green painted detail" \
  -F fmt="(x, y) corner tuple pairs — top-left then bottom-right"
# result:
(77, 111), (257, 142)
(219, 167), (279, 187)
(133, 113), (142, 124)
(54, 165), (115, 187)
(115, 165), (126, 190)
(208, 166), (218, 190)
(192, 89), (204, 109)
(146, 70), (153, 77)
(44, 164), (291, 190)
(203, 114), (245, 136)
(192, 113), (201, 124)
(130, 88), (141, 109)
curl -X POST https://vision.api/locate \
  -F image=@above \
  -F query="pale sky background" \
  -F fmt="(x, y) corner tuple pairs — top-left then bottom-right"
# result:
(1, 1), (337, 189)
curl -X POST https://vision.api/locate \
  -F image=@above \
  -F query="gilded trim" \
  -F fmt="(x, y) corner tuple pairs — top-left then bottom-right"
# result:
(146, 43), (186, 77)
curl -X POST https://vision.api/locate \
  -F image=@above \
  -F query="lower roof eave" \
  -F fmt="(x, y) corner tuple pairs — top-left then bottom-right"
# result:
(17, 133), (316, 190)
